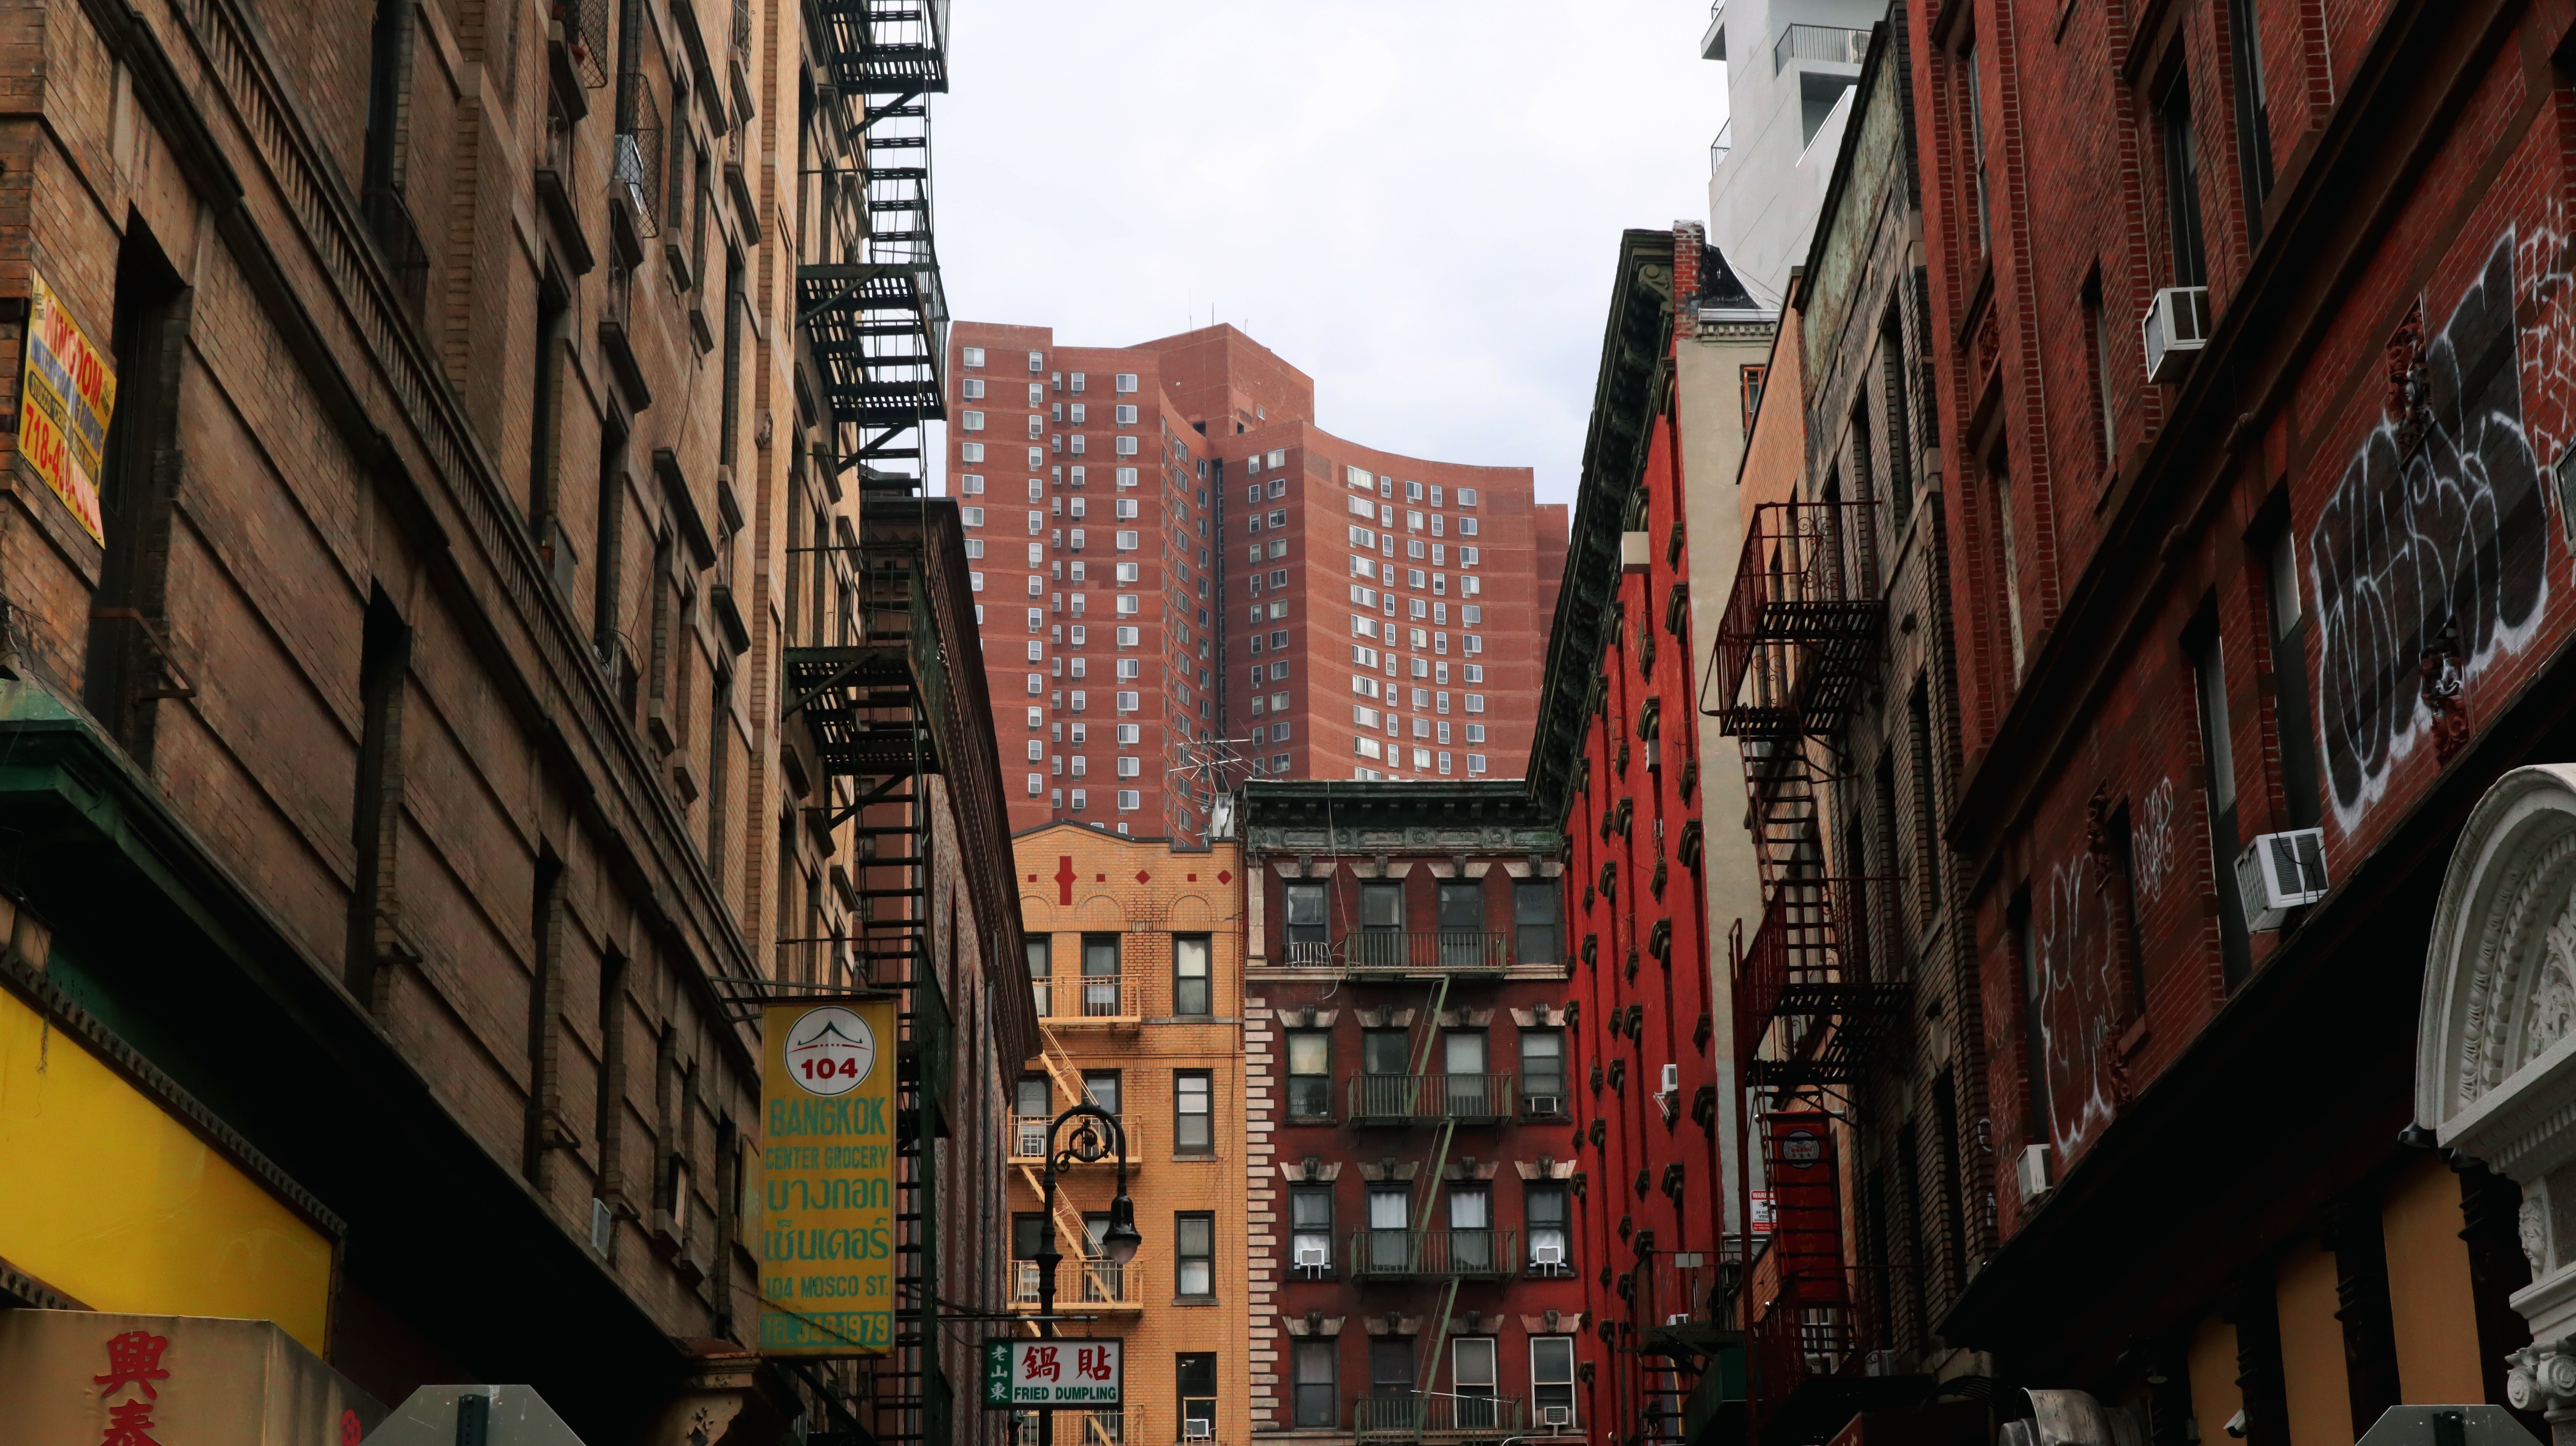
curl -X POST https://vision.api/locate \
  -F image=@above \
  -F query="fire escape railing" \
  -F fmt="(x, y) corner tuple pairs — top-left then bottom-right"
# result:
(1731, 878), (1908, 1096)
(1707, 500), (1882, 743)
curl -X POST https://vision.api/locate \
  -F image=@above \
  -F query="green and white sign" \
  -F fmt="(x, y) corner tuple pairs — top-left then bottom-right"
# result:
(983, 1339), (1123, 1407)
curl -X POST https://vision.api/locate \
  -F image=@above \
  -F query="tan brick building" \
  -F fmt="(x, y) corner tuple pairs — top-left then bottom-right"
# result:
(0, 0), (1031, 1439)
(1008, 823), (1254, 1446)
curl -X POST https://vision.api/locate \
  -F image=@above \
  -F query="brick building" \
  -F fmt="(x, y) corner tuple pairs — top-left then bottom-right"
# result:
(1232, 781), (1585, 1446)
(1708, 24), (1990, 1438)
(0, 0), (1033, 1439)
(942, 323), (1565, 845)
(1880, 0), (2576, 1434)
(1005, 823), (1253, 1446)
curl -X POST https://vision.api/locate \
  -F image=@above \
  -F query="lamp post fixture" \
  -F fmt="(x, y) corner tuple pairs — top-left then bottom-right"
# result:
(1033, 1103), (1140, 1446)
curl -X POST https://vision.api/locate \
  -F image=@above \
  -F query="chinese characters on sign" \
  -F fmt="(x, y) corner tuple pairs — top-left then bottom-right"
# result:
(983, 1339), (1124, 1407)
(758, 1000), (898, 1356)
(95, 1329), (170, 1446)
(18, 267), (117, 544)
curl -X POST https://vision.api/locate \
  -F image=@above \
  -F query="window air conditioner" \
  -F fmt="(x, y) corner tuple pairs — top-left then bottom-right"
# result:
(1666, 1312), (1692, 1326)
(2235, 828), (2328, 932)
(2141, 286), (2212, 383)
(1659, 1064), (1680, 1094)
(1531, 1243), (1564, 1266)
(2017, 1142), (2052, 1205)
(1526, 1094), (1561, 1116)
(1295, 1244), (1328, 1268)
(1186, 1421), (1213, 1441)
(1542, 1407), (1574, 1429)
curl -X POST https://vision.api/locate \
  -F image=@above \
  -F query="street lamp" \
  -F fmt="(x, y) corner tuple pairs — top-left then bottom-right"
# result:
(1033, 1103), (1140, 1446)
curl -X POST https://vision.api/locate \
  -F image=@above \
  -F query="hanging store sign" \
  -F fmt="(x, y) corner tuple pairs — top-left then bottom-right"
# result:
(17, 267), (116, 544)
(759, 998), (898, 1356)
(983, 1339), (1123, 1408)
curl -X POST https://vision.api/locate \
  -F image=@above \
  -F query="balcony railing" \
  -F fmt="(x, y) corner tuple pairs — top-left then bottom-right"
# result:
(1009, 1114), (1138, 1163)
(1034, 970), (1149, 1021)
(1708, 119), (1733, 175)
(1348, 1228), (1519, 1281)
(1711, 500), (1883, 743)
(1012, 1258), (1134, 1305)
(1279, 930), (1509, 974)
(1015, 1408), (1142, 1446)
(1346, 1073), (1518, 1126)
(1773, 23), (1868, 73)
(1733, 880), (1907, 1090)
(1355, 1395), (1526, 1440)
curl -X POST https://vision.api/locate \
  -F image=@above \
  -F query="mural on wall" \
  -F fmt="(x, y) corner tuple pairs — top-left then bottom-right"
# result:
(2309, 234), (2548, 832)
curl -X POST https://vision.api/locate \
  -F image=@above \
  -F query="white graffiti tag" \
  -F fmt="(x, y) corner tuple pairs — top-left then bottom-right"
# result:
(2132, 778), (2177, 902)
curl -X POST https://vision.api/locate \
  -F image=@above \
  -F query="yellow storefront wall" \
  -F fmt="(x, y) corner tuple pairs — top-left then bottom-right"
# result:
(0, 985), (335, 1352)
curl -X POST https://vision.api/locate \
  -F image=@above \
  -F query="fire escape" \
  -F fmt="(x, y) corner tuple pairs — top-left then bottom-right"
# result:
(799, 0), (948, 493)
(1702, 499), (1905, 1441)
(1337, 941), (1524, 1446)
(778, 502), (970, 1446)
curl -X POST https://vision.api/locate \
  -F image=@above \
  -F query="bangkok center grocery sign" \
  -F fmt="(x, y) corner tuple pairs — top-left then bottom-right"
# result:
(759, 999), (897, 1355)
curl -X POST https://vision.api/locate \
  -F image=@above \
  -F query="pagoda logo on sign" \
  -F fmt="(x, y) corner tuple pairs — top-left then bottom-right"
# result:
(785, 1006), (875, 1096)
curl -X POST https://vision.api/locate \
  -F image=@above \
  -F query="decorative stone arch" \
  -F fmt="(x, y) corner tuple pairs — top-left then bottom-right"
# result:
(2417, 763), (2576, 1418)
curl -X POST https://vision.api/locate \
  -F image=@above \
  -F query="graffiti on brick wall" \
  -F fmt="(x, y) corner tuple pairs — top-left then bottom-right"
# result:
(2309, 234), (2548, 832)
(2031, 855), (2125, 1163)
(2132, 778), (2177, 902)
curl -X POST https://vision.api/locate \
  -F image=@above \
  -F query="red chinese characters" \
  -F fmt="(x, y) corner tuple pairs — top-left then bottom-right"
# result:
(94, 1330), (172, 1446)
(1075, 1347), (1112, 1382)
(1023, 1345), (1062, 1383)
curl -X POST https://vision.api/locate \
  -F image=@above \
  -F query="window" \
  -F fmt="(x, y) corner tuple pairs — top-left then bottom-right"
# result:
(1514, 882), (1560, 964)
(1464, 694), (1483, 714)
(1444, 1032), (1490, 1119)
(2190, 611), (2253, 984)
(1358, 882), (1404, 966)
(1453, 1339), (1499, 1428)
(963, 507), (985, 527)
(1117, 787), (1141, 808)
(1526, 1182), (1569, 1270)
(1028, 350), (1045, 373)
(962, 378), (985, 401)
(1116, 437), (1140, 457)
(2229, 0), (2275, 240)
(1458, 518), (1478, 536)
(1118, 594), (1141, 615)
(1117, 755), (1141, 777)
(2263, 527), (2321, 830)
(1013, 1212), (1047, 1263)
(1285, 882), (1327, 954)
(962, 443), (985, 462)
(1467, 754), (1488, 775)
(1174, 1070), (1213, 1154)
(1521, 1028), (1565, 1101)
(1027, 937), (1053, 1016)
(1117, 530), (1140, 550)
(2162, 72), (2210, 287)
(1174, 935), (1213, 1017)
(1082, 1069), (1121, 1116)
(1288, 1030), (1331, 1116)
(1176, 1213), (1215, 1297)
(1990, 447), (2026, 675)
(1466, 725), (1485, 744)
(1292, 1341), (1337, 1428)
(1116, 373), (1139, 394)
(964, 346), (986, 368)
(1083, 935), (1121, 1016)
(1178, 1354), (1217, 1437)
(1116, 404), (1139, 425)
(1118, 723), (1142, 744)
(1963, 43), (1990, 254)
(962, 410), (986, 431)
(2084, 276), (2116, 474)
(1531, 1338), (1577, 1427)
(1370, 1338), (1414, 1399)
(1070, 372), (1086, 392)
(1367, 1188), (1410, 1269)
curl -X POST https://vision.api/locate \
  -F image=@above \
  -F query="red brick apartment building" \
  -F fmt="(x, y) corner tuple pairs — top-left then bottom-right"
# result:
(1862, 0), (2576, 1437)
(945, 324), (1566, 841)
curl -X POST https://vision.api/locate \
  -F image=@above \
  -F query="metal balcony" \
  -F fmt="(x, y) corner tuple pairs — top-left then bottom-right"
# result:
(1279, 930), (1509, 975)
(1733, 879), (1908, 1094)
(1008, 1114), (1137, 1164)
(1709, 501), (1883, 742)
(1032, 969), (1148, 1024)
(1355, 1395), (1526, 1441)
(1772, 23), (1867, 73)
(1345, 1073), (1518, 1127)
(1348, 1228), (1519, 1282)
(1011, 1258), (1138, 1311)
(1014, 1409), (1141, 1446)
(812, 0), (949, 94)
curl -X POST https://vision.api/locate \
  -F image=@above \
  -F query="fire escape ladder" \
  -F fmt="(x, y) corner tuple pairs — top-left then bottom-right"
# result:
(1415, 1274), (1464, 1435)
(1732, 878), (1908, 1104)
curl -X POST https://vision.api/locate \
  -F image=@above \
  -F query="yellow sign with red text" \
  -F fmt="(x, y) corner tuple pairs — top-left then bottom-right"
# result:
(18, 268), (116, 544)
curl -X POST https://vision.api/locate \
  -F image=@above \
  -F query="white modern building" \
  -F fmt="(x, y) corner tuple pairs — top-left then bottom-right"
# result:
(1701, 0), (1885, 305)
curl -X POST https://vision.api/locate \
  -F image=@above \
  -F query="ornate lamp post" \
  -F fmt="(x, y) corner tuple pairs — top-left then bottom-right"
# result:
(1033, 1103), (1141, 1446)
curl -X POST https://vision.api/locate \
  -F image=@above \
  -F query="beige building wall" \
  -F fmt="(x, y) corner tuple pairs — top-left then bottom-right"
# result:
(1010, 824), (1252, 1446)
(1676, 301), (1778, 1236)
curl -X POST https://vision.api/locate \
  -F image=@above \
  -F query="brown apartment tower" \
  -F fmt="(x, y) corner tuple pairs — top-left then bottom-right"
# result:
(945, 323), (1567, 841)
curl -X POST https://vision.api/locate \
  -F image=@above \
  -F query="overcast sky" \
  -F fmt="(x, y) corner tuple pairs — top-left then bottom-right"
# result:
(931, 2), (1728, 509)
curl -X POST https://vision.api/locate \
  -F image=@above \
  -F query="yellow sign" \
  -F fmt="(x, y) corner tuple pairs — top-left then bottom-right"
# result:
(18, 267), (116, 543)
(759, 998), (898, 1355)
(0, 987), (336, 1352)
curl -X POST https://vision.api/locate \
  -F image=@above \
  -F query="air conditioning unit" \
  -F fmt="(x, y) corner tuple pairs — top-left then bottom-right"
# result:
(2141, 286), (2212, 383)
(2018, 1142), (2052, 1205)
(1666, 1312), (1692, 1326)
(1186, 1421), (1213, 1441)
(1865, 1349), (1902, 1377)
(1542, 1407), (1574, 1429)
(1526, 1094), (1562, 1117)
(2235, 828), (2329, 931)
(1531, 1243), (1564, 1266)
(1659, 1063), (1680, 1094)
(1295, 1244), (1328, 1268)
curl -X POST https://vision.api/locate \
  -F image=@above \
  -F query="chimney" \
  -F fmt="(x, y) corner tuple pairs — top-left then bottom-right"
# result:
(1673, 221), (1707, 328)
